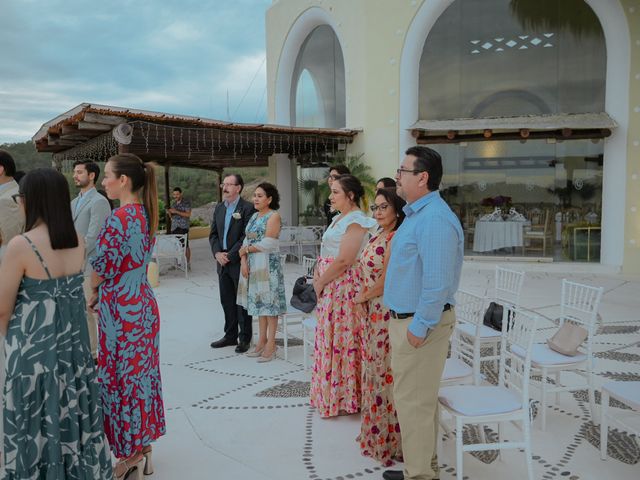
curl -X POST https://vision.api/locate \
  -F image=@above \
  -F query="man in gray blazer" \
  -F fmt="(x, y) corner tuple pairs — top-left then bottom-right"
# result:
(71, 160), (111, 360)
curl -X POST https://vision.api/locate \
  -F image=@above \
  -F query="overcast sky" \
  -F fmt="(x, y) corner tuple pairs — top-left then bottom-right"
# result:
(0, 0), (272, 144)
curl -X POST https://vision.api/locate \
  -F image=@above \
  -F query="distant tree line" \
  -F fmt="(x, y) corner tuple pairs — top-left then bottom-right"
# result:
(1, 141), (268, 211)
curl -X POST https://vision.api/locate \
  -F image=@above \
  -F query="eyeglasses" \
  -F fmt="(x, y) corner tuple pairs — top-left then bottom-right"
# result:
(11, 193), (24, 204)
(396, 168), (426, 176)
(370, 203), (390, 213)
(221, 183), (239, 187)
(328, 174), (340, 180)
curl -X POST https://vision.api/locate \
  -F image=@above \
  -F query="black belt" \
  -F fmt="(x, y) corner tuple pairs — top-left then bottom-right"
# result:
(390, 304), (451, 319)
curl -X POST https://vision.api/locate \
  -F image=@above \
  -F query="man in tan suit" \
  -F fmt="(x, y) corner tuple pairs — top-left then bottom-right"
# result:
(71, 160), (111, 361)
(0, 150), (25, 262)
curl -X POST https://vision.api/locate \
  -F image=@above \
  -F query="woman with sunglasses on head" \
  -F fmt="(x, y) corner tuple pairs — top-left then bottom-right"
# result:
(90, 154), (166, 479)
(311, 174), (377, 418)
(354, 188), (406, 467)
(0, 168), (113, 479)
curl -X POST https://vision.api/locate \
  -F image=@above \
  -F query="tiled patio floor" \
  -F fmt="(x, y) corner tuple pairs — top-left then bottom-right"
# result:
(150, 238), (640, 480)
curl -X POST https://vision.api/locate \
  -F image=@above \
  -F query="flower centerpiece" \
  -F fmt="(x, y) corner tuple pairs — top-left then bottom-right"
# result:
(480, 195), (513, 219)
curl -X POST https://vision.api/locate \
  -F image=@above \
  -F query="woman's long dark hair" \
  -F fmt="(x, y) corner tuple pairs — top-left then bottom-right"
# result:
(107, 153), (159, 237)
(20, 168), (78, 250)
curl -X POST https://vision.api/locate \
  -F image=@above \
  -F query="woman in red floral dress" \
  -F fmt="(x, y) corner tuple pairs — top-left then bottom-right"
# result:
(91, 154), (166, 479)
(354, 188), (406, 466)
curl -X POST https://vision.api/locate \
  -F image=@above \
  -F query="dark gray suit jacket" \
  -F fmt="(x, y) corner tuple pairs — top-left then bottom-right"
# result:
(209, 197), (256, 275)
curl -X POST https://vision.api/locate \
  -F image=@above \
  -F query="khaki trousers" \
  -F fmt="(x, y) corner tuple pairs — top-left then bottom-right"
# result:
(82, 275), (98, 358)
(389, 309), (455, 480)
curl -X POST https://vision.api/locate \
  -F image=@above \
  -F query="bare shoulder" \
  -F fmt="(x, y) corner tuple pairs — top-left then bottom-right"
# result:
(5, 234), (29, 256)
(268, 211), (281, 223)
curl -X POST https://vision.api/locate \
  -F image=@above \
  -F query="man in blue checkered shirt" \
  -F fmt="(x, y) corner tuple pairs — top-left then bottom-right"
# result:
(382, 146), (464, 480)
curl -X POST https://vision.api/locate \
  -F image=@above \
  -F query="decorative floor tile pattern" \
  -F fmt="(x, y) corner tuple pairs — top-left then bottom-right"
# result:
(103, 240), (640, 479)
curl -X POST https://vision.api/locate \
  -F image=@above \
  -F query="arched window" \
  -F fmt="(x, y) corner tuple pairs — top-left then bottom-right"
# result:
(418, 0), (607, 262)
(291, 25), (345, 128)
(419, 0), (606, 120)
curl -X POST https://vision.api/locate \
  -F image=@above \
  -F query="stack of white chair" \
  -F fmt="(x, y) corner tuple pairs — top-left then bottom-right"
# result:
(442, 290), (484, 386)
(514, 279), (603, 430)
(439, 307), (539, 480)
(279, 256), (317, 361)
(455, 266), (525, 384)
(298, 226), (324, 259)
(279, 226), (301, 263)
(152, 233), (189, 278)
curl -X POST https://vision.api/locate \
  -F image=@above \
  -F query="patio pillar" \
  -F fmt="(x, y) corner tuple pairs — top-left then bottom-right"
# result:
(164, 165), (171, 231)
(269, 154), (298, 226)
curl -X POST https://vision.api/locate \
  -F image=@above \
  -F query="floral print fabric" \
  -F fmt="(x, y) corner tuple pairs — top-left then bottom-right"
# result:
(357, 232), (402, 466)
(91, 204), (166, 458)
(237, 211), (286, 316)
(3, 269), (112, 478)
(310, 257), (365, 418)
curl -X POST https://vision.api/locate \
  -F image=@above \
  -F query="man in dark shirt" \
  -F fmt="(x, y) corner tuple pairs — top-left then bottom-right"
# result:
(168, 187), (192, 265)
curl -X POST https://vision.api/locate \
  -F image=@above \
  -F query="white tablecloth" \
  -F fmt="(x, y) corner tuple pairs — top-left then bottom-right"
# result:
(473, 221), (526, 252)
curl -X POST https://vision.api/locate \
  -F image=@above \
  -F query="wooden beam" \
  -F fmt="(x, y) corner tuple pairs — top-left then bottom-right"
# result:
(60, 134), (91, 142)
(77, 121), (113, 132)
(83, 112), (127, 125)
(416, 128), (612, 144)
(47, 134), (76, 147)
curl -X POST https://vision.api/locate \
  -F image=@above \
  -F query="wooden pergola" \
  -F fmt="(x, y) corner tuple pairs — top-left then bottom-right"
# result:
(33, 103), (359, 209)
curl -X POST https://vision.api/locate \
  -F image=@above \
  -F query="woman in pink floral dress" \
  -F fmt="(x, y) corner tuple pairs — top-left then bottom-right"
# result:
(311, 174), (376, 418)
(354, 188), (406, 466)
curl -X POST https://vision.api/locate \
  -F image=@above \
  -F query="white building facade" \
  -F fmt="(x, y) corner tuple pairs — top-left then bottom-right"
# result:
(266, 0), (640, 273)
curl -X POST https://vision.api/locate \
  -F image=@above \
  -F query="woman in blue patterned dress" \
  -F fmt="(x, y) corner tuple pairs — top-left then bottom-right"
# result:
(237, 182), (286, 362)
(0, 168), (113, 479)
(90, 154), (166, 480)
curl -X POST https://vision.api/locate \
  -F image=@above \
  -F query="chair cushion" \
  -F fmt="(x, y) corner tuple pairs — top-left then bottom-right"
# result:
(439, 386), (522, 416)
(511, 344), (587, 366)
(457, 322), (502, 339)
(602, 381), (640, 411)
(442, 358), (473, 381)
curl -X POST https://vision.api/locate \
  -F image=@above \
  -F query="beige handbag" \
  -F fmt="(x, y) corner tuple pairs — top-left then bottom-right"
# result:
(547, 321), (588, 356)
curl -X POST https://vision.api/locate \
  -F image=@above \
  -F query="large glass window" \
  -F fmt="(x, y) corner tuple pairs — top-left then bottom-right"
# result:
(419, 0), (606, 261)
(291, 25), (345, 128)
(434, 139), (603, 261)
(419, 0), (606, 119)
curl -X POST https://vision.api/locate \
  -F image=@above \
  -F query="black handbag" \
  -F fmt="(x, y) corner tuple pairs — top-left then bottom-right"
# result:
(290, 276), (317, 313)
(483, 301), (504, 332)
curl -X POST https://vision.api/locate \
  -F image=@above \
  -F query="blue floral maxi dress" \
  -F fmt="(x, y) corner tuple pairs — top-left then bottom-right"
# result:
(3, 236), (113, 479)
(237, 211), (287, 316)
(90, 204), (166, 458)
